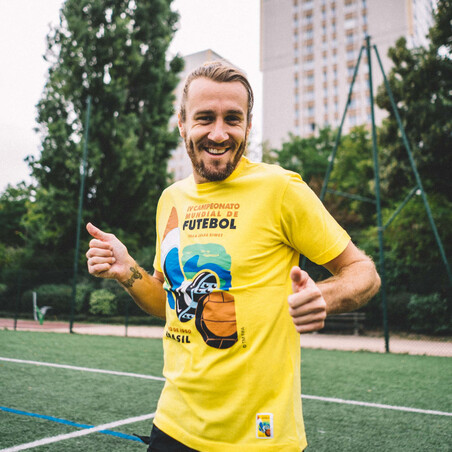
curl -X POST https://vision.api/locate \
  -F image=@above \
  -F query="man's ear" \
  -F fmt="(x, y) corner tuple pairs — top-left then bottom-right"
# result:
(178, 113), (185, 139)
(247, 113), (253, 134)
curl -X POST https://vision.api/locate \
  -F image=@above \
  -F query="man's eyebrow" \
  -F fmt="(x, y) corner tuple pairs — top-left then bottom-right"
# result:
(193, 109), (245, 117)
(225, 109), (245, 117)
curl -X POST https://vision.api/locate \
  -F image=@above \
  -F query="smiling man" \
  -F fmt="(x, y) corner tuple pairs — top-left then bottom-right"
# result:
(179, 68), (252, 183)
(86, 61), (381, 451)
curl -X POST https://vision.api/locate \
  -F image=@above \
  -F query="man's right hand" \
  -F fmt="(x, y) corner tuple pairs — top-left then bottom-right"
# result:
(86, 222), (136, 282)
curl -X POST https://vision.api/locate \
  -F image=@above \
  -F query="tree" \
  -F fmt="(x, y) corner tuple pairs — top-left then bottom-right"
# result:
(0, 183), (31, 247)
(0, 183), (33, 283)
(25, 0), (184, 271)
(263, 127), (334, 195)
(375, 0), (452, 292)
(376, 0), (452, 201)
(327, 126), (375, 235)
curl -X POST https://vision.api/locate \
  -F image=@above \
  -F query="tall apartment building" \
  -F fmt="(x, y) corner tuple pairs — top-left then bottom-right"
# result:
(167, 49), (229, 181)
(260, 0), (435, 148)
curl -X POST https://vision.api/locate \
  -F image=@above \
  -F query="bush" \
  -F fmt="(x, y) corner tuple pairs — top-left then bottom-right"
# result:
(74, 282), (94, 314)
(407, 293), (451, 335)
(89, 289), (117, 315)
(387, 291), (412, 331)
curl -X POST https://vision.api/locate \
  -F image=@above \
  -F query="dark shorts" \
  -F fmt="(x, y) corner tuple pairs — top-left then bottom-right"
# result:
(145, 423), (306, 451)
(147, 424), (199, 452)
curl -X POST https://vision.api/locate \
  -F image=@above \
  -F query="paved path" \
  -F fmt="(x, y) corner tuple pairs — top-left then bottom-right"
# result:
(1, 318), (451, 357)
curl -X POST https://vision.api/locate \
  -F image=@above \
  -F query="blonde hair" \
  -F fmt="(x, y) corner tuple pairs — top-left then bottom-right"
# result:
(179, 61), (254, 124)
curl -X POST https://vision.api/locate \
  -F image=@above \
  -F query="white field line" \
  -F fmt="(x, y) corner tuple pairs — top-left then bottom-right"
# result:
(0, 357), (165, 381)
(2, 356), (451, 419)
(0, 412), (155, 451)
(301, 394), (452, 417)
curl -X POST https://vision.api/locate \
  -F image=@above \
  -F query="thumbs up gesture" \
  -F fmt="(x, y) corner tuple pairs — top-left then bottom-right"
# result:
(288, 266), (327, 334)
(85, 222), (136, 282)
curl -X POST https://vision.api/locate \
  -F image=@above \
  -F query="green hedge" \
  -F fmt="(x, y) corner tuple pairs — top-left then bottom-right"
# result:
(407, 293), (451, 335)
(89, 289), (117, 315)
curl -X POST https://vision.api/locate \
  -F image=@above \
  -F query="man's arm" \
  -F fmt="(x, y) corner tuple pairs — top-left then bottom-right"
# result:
(85, 223), (167, 319)
(288, 241), (381, 333)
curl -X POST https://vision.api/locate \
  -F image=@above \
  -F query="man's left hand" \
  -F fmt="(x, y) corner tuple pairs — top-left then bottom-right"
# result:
(288, 266), (327, 334)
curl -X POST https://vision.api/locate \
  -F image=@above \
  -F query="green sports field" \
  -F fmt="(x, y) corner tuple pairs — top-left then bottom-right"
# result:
(1, 330), (451, 451)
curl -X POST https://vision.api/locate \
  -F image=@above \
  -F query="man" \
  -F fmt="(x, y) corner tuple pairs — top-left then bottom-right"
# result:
(86, 61), (380, 451)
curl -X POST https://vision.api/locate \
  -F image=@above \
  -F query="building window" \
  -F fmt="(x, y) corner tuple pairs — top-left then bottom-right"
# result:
(345, 18), (356, 29)
(304, 14), (313, 25)
(305, 89), (315, 101)
(347, 49), (356, 60)
(349, 114), (358, 126)
(305, 74), (314, 86)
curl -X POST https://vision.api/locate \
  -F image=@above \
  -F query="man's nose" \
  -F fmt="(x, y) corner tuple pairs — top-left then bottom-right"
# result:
(208, 119), (228, 143)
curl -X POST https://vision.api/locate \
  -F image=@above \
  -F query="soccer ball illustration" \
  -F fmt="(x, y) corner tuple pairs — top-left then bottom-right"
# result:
(196, 289), (238, 349)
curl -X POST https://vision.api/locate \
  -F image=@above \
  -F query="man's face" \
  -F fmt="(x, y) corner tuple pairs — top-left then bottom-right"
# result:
(178, 77), (252, 184)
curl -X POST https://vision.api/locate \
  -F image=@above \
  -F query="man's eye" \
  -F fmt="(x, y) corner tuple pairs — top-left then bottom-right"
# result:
(226, 116), (241, 124)
(197, 116), (213, 123)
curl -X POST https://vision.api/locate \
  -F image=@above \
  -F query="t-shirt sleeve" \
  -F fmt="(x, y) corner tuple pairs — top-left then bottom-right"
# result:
(280, 173), (350, 265)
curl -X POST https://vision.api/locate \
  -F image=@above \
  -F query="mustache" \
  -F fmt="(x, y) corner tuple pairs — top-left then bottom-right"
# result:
(195, 137), (236, 149)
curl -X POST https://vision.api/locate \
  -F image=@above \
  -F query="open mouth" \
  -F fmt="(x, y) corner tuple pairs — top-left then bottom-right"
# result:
(204, 147), (229, 156)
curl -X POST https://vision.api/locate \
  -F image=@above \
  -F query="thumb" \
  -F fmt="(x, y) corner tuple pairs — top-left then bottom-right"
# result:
(290, 266), (309, 293)
(86, 222), (110, 241)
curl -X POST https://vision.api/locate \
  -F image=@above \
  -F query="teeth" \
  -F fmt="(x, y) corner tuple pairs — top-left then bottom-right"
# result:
(206, 148), (227, 155)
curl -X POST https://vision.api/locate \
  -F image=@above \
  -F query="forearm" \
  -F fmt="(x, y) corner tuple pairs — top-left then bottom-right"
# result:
(119, 265), (167, 319)
(319, 253), (381, 315)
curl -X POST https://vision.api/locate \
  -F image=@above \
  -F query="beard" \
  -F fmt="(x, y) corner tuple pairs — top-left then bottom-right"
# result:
(185, 135), (247, 182)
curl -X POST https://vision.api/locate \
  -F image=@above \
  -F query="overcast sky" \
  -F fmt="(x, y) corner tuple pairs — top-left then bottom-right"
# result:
(0, 0), (262, 192)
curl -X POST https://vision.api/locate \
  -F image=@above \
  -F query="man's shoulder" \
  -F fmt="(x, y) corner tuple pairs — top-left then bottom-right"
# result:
(162, 176), (193, 194)
(242, 159), (302, 184)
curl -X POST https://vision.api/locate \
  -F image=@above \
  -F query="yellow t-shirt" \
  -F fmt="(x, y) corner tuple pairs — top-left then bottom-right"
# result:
(153, 157), (350, 451)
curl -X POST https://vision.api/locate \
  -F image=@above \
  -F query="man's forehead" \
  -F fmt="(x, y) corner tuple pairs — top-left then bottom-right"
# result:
(185, 78), (248, 111)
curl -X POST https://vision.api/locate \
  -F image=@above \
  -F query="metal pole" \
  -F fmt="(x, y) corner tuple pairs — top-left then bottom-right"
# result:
(373, 45), (452, 286)
(14, 270), (22, 331)
(125, 299), (129, 337)
(366, 37), (389, 352)
(70, 96), (92, 333)
(301, 47), (365, 270)
(320, 46), (365, 201)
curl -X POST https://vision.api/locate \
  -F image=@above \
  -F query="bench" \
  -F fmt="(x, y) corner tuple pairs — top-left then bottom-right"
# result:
(323, 312), (366, 336)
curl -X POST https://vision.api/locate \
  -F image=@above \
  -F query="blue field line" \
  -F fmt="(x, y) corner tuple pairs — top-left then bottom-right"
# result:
(0, 406), (143, 442)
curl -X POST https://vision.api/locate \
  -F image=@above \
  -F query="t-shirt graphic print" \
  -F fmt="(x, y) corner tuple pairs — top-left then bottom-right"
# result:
(160, 206), (237, 349)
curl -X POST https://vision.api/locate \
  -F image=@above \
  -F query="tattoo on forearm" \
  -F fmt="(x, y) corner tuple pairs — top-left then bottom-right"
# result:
(122, 265), (143, 288)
